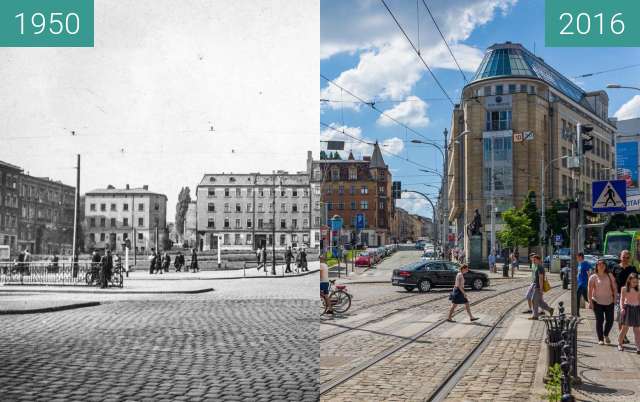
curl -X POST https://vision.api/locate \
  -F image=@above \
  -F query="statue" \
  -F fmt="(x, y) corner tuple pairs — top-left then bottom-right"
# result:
(467, 209), (482, 236)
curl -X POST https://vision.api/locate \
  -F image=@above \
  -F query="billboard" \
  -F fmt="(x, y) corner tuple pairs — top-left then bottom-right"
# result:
(616, 141), (639, 194)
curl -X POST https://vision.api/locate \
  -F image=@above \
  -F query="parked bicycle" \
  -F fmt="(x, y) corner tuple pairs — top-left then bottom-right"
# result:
(322, 279), (352, 314)
(85, 263), (123, 288)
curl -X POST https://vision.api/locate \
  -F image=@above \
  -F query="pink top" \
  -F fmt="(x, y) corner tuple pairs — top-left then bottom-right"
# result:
(455, 272), (465, 290)
(621, 288), (640, 306)
(588, 273), (616, 306)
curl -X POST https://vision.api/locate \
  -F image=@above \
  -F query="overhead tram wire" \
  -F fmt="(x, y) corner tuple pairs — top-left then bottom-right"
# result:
(320, 98), (451, 104)
(379, 0), (455, 107)
(320, 121), (438, 172)
(573, 63), (640, 78)
(421, 0), (467, 82)
(321, 74), (442, 147)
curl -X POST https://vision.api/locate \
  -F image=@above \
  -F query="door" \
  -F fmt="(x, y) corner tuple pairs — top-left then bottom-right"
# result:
(426, 262), (446, 285)
(443, 262), (460, 287)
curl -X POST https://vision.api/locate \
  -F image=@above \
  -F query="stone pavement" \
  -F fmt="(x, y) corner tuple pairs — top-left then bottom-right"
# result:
(0, 274), (318, 401)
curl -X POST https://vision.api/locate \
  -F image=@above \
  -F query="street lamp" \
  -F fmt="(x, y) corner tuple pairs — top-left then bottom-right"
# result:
(607, 84), (640, 92)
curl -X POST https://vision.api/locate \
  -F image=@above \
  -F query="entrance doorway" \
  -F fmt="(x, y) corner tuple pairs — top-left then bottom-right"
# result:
(255, 234), (267, 249)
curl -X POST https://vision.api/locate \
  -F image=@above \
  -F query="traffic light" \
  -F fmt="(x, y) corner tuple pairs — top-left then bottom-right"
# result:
(392, 181), (402, 199)
(579, 124), (594, 153)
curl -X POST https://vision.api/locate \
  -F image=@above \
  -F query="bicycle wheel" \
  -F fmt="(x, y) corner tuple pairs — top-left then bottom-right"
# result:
(331, 290), (352, 314)
(321, 295), (329, 315)
(111, 271), (123, 288)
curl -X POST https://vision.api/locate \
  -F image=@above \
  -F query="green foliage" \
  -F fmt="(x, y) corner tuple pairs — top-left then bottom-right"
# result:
(522, 191), (541, 246)
(545, 200), (569, 247)
(543, 363), (562, 401)
(320, 150), (328, 160)
(605, 213), (640, 232)
(175, 187), (191, 235)
(497, 207), (535, 250)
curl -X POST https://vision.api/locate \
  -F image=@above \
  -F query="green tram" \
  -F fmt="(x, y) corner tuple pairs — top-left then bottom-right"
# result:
(603, 230), (640, 270)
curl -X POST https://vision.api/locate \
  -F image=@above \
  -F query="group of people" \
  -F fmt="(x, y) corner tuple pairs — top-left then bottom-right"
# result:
(90, 248), (121, 288)
(450, 248), (465, 264)
(149, 248), (198, 274)
(256, 246), (308, 274)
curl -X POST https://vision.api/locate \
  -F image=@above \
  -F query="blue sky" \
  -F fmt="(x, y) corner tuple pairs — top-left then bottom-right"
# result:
(320, 0), (640, 219)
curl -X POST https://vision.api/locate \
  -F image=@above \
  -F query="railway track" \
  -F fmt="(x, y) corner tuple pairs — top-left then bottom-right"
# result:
(319, 282), (534, 396)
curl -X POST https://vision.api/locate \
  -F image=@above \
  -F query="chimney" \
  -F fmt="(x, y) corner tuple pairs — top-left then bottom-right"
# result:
(143, 185), (149, 190)
(126, 184), (130, 190)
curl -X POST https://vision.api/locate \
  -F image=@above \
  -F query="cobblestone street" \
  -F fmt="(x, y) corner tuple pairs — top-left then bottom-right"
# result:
(0, 275), (318, 401)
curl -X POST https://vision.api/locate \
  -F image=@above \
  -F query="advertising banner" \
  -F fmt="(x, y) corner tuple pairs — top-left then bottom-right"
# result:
(616, 141), (639, 195)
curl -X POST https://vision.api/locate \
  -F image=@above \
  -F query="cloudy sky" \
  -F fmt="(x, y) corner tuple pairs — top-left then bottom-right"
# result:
(320, 0), (640, 218)
(1, 0), (319, 219)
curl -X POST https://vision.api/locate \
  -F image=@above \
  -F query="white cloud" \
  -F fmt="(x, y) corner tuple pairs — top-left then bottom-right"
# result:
(396, 195), (430, 217)
(615, 95), (640, 120)
(320, 122), (404, 159)
(377, 96), (430, 127)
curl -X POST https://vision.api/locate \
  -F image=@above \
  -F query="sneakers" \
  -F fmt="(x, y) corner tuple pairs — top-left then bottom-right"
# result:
(470, 317), (479, 322)
(528, 317), (539, 320)
(598, 340), (604, 345)
(522, 310), (532, 314)
(618, 345), (624, 351)
(605, 336), (611, 345)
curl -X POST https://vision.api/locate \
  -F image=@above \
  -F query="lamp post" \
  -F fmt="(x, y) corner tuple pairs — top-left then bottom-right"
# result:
(606, 84), (640, 92)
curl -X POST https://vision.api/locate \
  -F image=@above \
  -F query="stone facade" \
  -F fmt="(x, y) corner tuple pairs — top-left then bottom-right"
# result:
(448, 42), (617, 260)
(0, 161), (21, 255)
(83, 185), (167, 253)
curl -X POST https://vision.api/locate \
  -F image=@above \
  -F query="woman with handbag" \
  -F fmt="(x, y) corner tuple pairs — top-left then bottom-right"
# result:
(530, 254), (554, 320)
(588, 259), (617, 345)
(446, 264), (479, 322)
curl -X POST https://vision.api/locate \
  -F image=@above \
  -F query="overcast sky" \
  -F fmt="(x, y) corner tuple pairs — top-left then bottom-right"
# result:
(1, 0), (319, 221)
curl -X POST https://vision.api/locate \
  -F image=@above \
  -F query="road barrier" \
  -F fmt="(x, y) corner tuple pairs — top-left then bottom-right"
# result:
(0, 261), (121, 287)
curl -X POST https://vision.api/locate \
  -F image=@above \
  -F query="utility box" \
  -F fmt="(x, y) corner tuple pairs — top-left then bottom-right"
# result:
(551, 257), (562, 273)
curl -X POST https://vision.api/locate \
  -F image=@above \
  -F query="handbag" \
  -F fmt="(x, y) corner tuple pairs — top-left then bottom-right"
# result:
(543, 277), (551, 293)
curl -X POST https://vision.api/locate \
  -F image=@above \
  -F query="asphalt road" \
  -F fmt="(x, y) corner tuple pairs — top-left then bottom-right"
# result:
(0, 275), (319, 401)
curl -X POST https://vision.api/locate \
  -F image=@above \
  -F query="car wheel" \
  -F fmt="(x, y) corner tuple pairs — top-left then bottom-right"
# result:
(472, 278), (484, 291)
(404, 286), (415, 292)
(418, 279), (432, 293)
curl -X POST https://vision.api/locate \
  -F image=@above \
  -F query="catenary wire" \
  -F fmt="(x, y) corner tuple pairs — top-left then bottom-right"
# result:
(421, 0), (467, 82)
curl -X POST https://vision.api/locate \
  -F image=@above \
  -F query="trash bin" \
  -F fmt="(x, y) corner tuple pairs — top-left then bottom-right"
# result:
(502, 262), (509, 277)
(541, 301), (580, 380)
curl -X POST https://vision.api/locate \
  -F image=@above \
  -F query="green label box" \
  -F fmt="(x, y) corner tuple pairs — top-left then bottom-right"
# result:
(0, 0), (93, 47)
(546, 0), (640, 47)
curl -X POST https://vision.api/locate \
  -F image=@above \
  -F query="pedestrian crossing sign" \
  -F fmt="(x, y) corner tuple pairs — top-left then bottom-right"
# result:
(592, 180), (626, 213)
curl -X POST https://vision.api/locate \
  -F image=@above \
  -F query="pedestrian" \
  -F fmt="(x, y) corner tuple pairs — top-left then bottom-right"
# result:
(576, 252), (593, 317)
(446, 264), (479, 322)
(514, 250), (520, 270)
(92, 249), (101, 279)
(615, 250), (636, 344)
(155, 250), (163, 274)
(190, 248), (199, 273)
(588, 259), (617, 345)
(618, 273), (640, 353)
(262, 247), (268, 272)
(149, 248), (157, 274)
(100, 249), (113, 289)
(174, 251), (184, 272)
(320, 260), (333, 315)
(256, 247), (263, 271)
(529, 254), (554, 320)
(300, 248), (308, 272)
(162, 252), (171, 273)
(488, 252), (496, 273)
(523, 253), (540, 315)
(51, 253), (59, 273)
(510, 252), (518, 278)
(285, 246), (293, 273)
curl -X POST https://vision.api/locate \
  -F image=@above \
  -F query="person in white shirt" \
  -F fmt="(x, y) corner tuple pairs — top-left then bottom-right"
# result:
(320, 262), (333, 314)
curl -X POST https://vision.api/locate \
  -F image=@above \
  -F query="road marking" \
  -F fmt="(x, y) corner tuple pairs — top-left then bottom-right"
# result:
(365, 311), (417, 333)
(441, 314), (488, 338)
(390, 313), (441, 337)
(503, 315), (534, 339)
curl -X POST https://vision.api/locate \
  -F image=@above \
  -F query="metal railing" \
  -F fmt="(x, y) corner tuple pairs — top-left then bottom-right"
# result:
(0, 261), (96, 286)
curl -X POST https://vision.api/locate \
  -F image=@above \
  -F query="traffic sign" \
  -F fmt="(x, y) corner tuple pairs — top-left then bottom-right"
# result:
(627, 193), (640, 212)
(554, 234), (562, 246)
(330, 216), (343, 231)
(592, 180), (626, 213)
(355, 213), (365, 230)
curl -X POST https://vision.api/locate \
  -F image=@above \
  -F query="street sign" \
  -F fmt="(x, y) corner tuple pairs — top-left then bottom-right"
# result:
(513, 132), (523, 142)
(523, 131), (534, 141)
(554, 234), (562, 246)
(627, 193), (640, 212)
(592, 180), (626, 213)
(356, 213), (365, 230)
(326, 140), (344, 150)
(330, 216), (343, 231)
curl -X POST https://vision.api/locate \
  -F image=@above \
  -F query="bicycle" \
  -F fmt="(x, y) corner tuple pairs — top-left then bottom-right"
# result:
(322, 279), (352, 314)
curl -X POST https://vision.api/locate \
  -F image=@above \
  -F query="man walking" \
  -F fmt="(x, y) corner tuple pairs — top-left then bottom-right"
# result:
(285, 246), (293, 274)
(300, 248), (308, 272)
(576, 252), (592, 316)
(615, 250), (636, 343)
(190, 248), (199, 273)
(155, 250), (163, 274)
(256, 247), (263, 271)
(100, 249), (113, 289)
(149, 248), (157, 274)
(529, 254), (554, 320)
(488, 252), (496, 273)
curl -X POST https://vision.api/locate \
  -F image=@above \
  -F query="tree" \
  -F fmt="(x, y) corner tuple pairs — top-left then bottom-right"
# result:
(175, 187), (191, 236)
(522, 191), (541, 247)
(320, 150), (328, 160)
(497, 208), (535, 252)
(545, 199), (569, 247)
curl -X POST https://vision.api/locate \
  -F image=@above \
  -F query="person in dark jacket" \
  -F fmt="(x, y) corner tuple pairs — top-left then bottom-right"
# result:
(100, 249), (113, 289)
(285, 247), (293, 273)
(51, 254), (59, 273)
(162, 252), (171, 273)
(190, 248), (199, 273)
(300, 248), (308, 272)
(149, 249), (157, 274)
(92, 249), (102, 280)
(155, 250), (163, 274)
(174, 251), (184, 272)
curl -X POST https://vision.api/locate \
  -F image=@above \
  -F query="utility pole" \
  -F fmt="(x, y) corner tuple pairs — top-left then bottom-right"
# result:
(71, 154), (80, 269)
(272, 172), (277, 275)
(490, 132), (496, 258)
(569, 199), (579, 316)
(443, 128), (450, 259)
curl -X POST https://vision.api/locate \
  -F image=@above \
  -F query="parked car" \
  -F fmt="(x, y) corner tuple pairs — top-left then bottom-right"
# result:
(392, 260), (489, 293)
(355, 251), (373, 267)
(415, 240), (426, 250)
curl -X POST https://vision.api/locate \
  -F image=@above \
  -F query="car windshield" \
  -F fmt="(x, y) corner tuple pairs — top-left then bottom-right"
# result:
(359, 252), (369, 257)
(557, 248), (571, 256)
(605, 234), (633, 257)
(401, 262), (426, 271)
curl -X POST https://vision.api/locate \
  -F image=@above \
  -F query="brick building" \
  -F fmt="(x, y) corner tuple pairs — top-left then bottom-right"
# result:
(319, 143), (394, 247)
(0, 161), (21, 253)
(448, 42), (617, 259)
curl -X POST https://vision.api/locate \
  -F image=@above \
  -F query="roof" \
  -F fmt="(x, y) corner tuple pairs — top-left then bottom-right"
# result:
(86, 188), (167, 198)
(0, 160), (22, 172)
(470, 42), (590, 108)
(369, 142), (387, 168)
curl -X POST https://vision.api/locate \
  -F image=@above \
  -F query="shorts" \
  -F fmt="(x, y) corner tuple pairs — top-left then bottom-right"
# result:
(320, 282), (330, 295)
(525, 283), (535, 301)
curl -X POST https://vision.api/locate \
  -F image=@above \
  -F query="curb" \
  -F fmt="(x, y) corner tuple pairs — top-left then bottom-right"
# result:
(0, 287), (215, 295)
(123, 268), (320, 281)
(0, 301), (101, 315)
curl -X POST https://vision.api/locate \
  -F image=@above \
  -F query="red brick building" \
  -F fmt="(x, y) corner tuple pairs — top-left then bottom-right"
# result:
(320, 143), (394, 247)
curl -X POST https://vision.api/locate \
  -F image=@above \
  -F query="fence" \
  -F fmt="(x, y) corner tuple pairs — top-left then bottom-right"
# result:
(0, 261), (96, 286)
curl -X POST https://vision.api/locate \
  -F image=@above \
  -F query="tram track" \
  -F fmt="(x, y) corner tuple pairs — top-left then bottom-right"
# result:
(319, 282), (533, 396)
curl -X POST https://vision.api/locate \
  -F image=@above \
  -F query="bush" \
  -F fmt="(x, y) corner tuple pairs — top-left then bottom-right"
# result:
(543, 363), (562, 401)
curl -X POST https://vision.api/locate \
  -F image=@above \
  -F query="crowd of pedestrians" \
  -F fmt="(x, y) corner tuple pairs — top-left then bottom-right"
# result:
(149, 248), (199, 274)
(256, 246), (308, 274)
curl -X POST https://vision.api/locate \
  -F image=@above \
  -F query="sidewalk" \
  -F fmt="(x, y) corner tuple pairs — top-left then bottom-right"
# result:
(532, 291), (640, 401)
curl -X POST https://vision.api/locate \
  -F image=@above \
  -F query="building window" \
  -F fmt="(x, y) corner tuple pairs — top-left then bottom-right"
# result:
(247, 219), (252, 228)
(224, 203), (230, 213)
(303, 218), (308, 228)
(89, 233), (95, 242)
(100, 233), (106, 242)
(349, 185), (356, 195)
(338, 186), (344, 195)
(258, 219), (264, 229)
(111, 203), (116, 211)
(224, 234), (230, 245)
(224, 218), (230, 228)
(351, 201), (356, 210)
(90, 217), (96, 227)
(224, 188), (230, 197)
(246, 234), (252, 245)
(484, 86), (492, 96)
(281, 204), (287, 212)
(235, 219), (241, 229)
(292, 189), (298, 197)
(235, 203), (241, 212)
(349, 168), (357, 180)
(207, 219), (215, 228)
(208, 203), (215, 212)
(327, 202), (333, 211)
(100, 218), (106, 227)
(495, 85), (503, 95)
(138, 203), (144, 211)
(562, 175), (568, 196)
(138, 218), (144, 227)
(485, 110), (512, 131)
(208, 188), (216, 197)
(561, 147), (567, 168)
(123, 203), (129, 211)
(331, 167), (340, 180)
(280, 235), (286, 246)
(258, 203), (263, 212)
(137, 233), (143, 240)
(361, 186), (368, 195)
(110, 218), (116, 227)
(520, 84), (527, 93)
(360, 200), (368, 210)
(303, 188), (309, 197)
(280, 219), (286, 229)
(292, 219), (298, 229)
(236, 188), (242, 197)
(100, 204), (106, 212)
(292, 204), (298, 213)
(259, 188), (265, 197)
(508, 84), (516, 94)
(90, 203), (96, 211)
(123, 218), (128, 227)
(338, 202), (344, 210)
